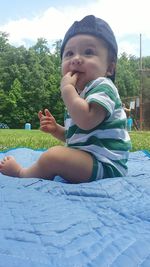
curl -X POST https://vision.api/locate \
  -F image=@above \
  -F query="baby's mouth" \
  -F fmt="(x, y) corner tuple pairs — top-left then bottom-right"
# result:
(72, 70), (84, 77)
(72, 70), (80, 75)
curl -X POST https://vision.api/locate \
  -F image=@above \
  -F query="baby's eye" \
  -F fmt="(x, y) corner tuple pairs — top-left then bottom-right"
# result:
(63, 50), (73, 58)
(84, 48), (95, 56)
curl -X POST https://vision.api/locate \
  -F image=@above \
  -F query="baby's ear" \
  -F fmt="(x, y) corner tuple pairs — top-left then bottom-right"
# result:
(106, 62), (116, 76)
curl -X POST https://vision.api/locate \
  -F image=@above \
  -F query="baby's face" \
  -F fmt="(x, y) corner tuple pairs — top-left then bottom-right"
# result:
(61, 34), (113, 92)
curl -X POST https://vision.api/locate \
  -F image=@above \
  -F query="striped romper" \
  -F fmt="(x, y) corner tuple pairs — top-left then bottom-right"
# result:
(64, 77), (131, 181)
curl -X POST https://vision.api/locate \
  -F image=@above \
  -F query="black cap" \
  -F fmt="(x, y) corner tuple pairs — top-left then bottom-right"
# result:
(60, 15), (118, 82)
(61, 15), (118, 58)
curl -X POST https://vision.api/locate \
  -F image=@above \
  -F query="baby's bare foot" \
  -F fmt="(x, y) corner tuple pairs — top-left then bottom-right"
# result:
(0, 156), (22, 177)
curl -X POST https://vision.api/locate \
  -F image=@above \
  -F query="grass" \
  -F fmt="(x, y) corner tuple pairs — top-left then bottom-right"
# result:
(129, 131), (150, 151)
(0, 129), (63, 152)
(0, 129), (150, 152)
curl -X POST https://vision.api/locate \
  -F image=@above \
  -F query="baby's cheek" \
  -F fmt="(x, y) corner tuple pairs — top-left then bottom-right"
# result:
(61, 62), (69, 76)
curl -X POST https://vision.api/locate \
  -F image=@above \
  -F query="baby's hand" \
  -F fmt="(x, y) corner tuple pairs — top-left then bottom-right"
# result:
(61, 72), (78, 92)
(38, 109), (57, 134)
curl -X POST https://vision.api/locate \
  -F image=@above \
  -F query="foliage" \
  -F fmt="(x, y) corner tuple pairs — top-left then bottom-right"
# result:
(0, 34), (64, 129)
(0, 32), (150, 129)
(116, 53), (140, 97)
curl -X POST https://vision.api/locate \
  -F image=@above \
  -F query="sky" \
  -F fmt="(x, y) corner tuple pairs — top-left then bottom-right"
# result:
(0, 0), (149, 57)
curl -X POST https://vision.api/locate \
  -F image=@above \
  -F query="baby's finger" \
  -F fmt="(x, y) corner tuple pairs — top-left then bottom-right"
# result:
(38, 110), (43, 119)
(44, 109), (53, 118)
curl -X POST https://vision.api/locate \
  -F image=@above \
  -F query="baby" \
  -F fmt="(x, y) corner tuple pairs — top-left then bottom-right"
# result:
(0, 15), (131, 183)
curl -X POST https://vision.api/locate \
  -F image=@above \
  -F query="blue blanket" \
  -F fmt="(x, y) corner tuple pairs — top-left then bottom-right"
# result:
(0, 148), (150, 267)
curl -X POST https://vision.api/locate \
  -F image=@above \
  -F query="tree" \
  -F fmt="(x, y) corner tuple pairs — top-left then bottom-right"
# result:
(116, 53), (140, 98)
(0, 32), (9, 52)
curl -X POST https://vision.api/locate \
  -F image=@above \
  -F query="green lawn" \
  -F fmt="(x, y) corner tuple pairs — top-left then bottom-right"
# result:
(0, 129), (150, 152)
(129, 131), (150, 151)
(0, 129), (63, 151)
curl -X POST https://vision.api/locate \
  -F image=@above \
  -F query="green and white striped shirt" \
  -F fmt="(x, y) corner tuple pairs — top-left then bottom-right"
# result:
(64, 77), (131, 178)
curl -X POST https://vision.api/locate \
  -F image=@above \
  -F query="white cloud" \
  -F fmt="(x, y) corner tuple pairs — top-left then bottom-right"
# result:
(0, 0), (149, 56)
(118, 40), (139, 57)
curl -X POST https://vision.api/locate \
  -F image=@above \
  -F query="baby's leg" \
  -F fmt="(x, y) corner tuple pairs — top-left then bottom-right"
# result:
(0, 146), (94, 182)
(0, 155), (48, 179)
(0, 156), (44, 178)
(0, 156), (22, 177)
(36, 146), (94, 183)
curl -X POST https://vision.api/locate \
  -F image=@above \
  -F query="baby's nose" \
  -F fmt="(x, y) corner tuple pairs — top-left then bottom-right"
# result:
(71, 55), (82, 65)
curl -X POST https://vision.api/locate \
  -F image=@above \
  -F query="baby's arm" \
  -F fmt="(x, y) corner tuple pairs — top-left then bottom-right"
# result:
(38, 109), (65, 142)
(61, 72), (107, 130)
